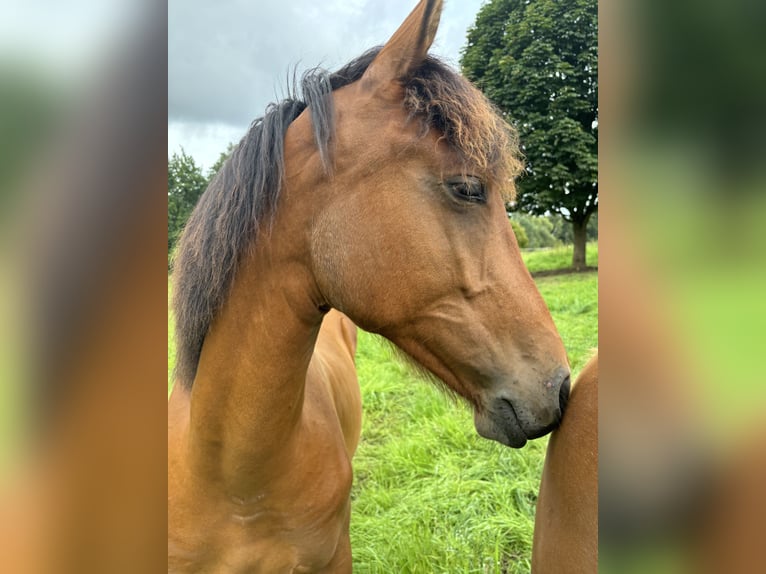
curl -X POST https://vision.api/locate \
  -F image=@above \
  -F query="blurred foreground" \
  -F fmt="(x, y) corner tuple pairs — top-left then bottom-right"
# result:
(600, 0), (766, 571)
(0, 0), (763, 571)
(0, 2), (167, 572)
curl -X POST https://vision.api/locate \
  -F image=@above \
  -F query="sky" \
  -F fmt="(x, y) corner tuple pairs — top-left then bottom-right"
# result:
(168, 0), (487, 171)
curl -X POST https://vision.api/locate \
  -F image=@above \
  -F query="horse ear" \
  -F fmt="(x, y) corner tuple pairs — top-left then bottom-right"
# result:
(361, 0), (443, 89)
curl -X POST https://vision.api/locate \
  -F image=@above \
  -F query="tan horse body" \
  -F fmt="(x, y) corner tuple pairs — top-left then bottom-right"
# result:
(532, 353), (598, 574)
(169, 310), (360, 572)
(169, 1), (570, 571)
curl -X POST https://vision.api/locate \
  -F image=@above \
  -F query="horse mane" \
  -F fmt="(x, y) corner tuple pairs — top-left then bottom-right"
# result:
(172, 47), (522, 388)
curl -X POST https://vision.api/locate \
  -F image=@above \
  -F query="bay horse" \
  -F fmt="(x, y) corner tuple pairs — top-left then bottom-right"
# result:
(532, 352), (598, 573)
(168, 0), (570, 571)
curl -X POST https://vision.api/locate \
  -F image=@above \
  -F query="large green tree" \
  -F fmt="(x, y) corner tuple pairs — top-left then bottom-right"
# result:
(461, 0), (597, 269)
(167, 143), (235, 266)
(168, 149), (207, 261)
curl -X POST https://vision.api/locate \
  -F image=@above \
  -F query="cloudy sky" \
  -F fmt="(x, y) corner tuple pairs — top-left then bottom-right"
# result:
(169, 0), (487, 171)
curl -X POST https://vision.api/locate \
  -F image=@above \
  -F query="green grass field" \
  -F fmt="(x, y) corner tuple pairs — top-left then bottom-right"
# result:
(168, 243), (598, 572)
(350, 247), (597, 573)
(521, 241), (599, 274)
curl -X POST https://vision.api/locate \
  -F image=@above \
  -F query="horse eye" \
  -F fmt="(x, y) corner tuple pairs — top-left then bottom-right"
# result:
(447, 177), (486, 204)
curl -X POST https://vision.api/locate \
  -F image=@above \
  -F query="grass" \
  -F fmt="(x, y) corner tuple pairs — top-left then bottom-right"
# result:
(167, 245), (598, 572)
(521, 242), (599, 274)
(349, 270), (597, 573)
(350, 331), (546, 573)
(535, 272), (598, 374)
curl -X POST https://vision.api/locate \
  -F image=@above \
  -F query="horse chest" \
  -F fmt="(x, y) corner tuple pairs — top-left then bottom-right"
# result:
(170, 419), (354, 573)
(226, 503), (351, 573)
(169, 481), (351, 573)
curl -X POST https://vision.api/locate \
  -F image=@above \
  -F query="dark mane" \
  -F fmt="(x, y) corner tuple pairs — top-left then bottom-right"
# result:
(172, 47), (521, 388)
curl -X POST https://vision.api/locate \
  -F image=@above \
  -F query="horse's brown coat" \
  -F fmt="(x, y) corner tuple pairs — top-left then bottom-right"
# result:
(169, 310), (360, 572)
(168, 1), (570, 571)
(532, 353), (598, 574)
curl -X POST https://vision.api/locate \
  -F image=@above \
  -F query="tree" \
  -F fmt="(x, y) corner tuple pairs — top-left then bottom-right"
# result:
(510, 218), (529, 248)
(512, 213), (558, 248)
(207, 142), (236, 180)
(461, 0), (597, 269)
(168, 149), (207, 263)
(548, 212), (597, 245)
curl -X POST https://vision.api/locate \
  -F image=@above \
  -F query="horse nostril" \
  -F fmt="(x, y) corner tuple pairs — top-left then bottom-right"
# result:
(559, 374), (571, 416)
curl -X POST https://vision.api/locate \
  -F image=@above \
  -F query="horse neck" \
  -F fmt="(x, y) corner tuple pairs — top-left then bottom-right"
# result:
(186, 198), (325, 493)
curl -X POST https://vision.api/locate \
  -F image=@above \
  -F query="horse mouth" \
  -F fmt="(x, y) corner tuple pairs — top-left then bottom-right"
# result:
(473, 399), (528, 448)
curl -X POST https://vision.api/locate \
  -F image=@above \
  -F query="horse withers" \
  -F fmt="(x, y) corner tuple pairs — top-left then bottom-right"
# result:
(169, 0), (570, 571)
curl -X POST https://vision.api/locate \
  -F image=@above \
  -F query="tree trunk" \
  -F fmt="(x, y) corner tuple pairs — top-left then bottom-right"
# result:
(572, 218), (588, 270)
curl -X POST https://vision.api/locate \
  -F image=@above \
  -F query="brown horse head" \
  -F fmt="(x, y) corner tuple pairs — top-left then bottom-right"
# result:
(173, 0), (569, 448)
(305, 0), (570, 447)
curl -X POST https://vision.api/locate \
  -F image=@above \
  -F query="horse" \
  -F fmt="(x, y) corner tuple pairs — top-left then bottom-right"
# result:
(532, 352), (598, 573)
(168, 0), (570, 571)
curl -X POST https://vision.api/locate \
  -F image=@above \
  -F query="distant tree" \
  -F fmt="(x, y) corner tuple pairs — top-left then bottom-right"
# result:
(512, 213), (559, 248)
(587, 212), (598, 241)
(548, 212), (598, 244)
(462, 0), (597, 269)
(510, 218), (529, 248)
(207, 142), (236, 180)
(168, 149), (207, 263)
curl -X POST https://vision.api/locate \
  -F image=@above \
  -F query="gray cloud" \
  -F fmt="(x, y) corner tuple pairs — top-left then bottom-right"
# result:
(169, 0), (485, 127)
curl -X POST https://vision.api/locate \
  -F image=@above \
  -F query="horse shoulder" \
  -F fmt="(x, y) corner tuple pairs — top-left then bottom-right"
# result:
(168, 351), (357, 572)
(532, 353), (598, 574)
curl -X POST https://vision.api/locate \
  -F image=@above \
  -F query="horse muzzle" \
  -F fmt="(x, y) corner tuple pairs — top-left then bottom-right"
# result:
(473, 369), (571, 448)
